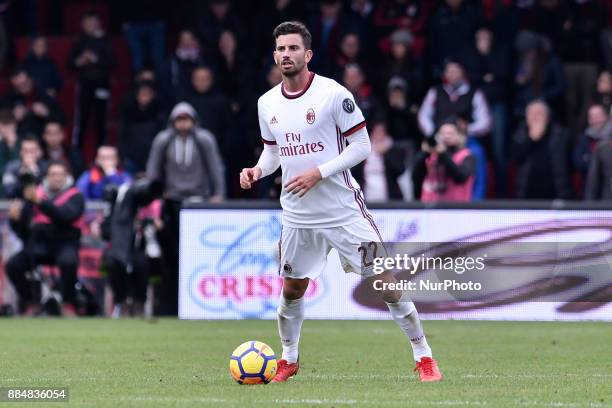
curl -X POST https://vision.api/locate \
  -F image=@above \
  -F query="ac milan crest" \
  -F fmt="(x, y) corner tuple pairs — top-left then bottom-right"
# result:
(283, 262), (293, 274)
(306, 108), (315, 124)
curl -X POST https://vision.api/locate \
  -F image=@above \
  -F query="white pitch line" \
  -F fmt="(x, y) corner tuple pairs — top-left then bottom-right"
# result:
(270, 399), (359, 405)
(266, 399), (489, 406)
(462, 373), (612, 379)
(306, 373), (612, 381)
(520, 402), (609, 408)
(83, 396), (612, 408)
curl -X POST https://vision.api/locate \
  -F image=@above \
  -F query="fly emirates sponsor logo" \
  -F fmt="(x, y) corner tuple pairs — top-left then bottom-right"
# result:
(280, 132), (324, 157)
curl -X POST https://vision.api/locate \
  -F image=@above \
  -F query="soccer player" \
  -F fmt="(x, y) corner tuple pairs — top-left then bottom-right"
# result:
(240, 21), (442, 383)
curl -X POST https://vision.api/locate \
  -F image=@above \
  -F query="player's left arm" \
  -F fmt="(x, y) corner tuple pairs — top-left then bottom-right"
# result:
(285, 88), (370, 197)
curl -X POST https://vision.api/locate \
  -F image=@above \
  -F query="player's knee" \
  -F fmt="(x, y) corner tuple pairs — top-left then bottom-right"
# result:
(380, 289), (401, 303)
(282, 278), (309, 300)
(375, 271), (402, 303)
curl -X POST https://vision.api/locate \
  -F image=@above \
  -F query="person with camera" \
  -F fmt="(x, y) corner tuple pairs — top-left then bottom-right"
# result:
(101, 179), (163, 318)
(412, 117), (476, 202)
(6, 160), (85, 317)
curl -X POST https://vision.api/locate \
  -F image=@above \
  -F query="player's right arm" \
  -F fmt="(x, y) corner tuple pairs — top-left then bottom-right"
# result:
(240, 144), (280, 189)
(316, 85), (371, 179)
(240, 99), (281, 190)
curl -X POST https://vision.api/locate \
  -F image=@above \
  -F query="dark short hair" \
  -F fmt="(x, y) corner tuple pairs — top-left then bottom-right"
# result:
(443, 59), (464, 71)
(193, 64), (214, 75)
(438, 115), (467, 135)
(47, 159), (68, 173)
(588, 102), (608, 114)
(10, 67), (28, 78)
(81, 10), (100, 21)
(0, 109), (15, 124)
(44, 120), (64, 131)
(526, 99), (550, 115)
(21, 134), (40, 146)
(273, 21), (312, 50)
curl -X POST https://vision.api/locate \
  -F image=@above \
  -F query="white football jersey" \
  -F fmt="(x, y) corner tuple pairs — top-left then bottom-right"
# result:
(258, 72), (371, 228)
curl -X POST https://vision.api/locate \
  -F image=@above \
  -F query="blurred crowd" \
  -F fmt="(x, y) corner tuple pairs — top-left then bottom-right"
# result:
(1, 0), (612, 202)
(2, 0), (612, 317)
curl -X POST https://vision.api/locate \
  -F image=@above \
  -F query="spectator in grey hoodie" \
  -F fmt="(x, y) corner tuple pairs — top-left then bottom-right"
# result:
(146, 101), (225, 315)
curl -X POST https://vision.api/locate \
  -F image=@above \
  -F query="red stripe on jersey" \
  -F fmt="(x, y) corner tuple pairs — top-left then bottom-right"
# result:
(277, 227), (283, 275)
(281, 72), (315, 99)
(343, 121), (367, 137)
(335, 127), (384, 242)
(262, 138), (277, 145)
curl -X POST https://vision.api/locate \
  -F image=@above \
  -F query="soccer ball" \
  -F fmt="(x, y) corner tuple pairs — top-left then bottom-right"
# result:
(229, 341), (277, 384)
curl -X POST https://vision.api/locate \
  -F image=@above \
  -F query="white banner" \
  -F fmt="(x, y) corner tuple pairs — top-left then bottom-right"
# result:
(179, 208), (612, 321)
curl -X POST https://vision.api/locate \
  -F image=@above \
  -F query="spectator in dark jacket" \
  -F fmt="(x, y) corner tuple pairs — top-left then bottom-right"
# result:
(331, 32), (370, 83)
(6, 160), (84, 316)
(353, 121), (407, 202)
(161, 29), (208, 101)
(0, 68), (64, 137)
(184, 65), (233, 160)
(512, 100), (572, 200)
(555, 0), (607, 135)
(593, 71), (612, 114)
(380, 28), (425, 102)
(252, 0), (306, 68)
(0, 110), (19, 197)
(2, 135), (47, 199)
(42, 121), (84, 179)
(574, 104), (612, 177)
(384, 76), (421, 147)
(21, 36), (62, 98)
(342, 63), (380, 122)
(68, 11), (115, 149)
(118, 0), (167, 75)
(77, 146), (132, 200)
(216, 30), (253, 112)
(467, 26), (510, 197)
(347, 0), (377, 58)
(0, 0), (8, 70)
(194, 0), (244, 56)
(513, 30), (565, 118)
(584, 139), (612, 200)
(372, 0), (429, 39)
(426, 0), (483, 77)
(309, 0), (360, 77)
(119, 81), (165, 174)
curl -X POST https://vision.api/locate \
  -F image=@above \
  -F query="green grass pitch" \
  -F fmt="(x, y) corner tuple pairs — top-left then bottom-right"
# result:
(0, 319), (611, 407)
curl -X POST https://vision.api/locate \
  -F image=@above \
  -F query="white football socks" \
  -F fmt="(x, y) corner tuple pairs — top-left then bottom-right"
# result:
(386, 301), (432, 362)
(277, 295), (305, 364)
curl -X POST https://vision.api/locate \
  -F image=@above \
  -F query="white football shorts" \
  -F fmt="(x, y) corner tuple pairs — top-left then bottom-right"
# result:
(278, 217), (386, 279)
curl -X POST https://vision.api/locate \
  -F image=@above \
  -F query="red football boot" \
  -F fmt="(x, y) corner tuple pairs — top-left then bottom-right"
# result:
(414, 357), (443, 382)
(272, 359), (299, 383)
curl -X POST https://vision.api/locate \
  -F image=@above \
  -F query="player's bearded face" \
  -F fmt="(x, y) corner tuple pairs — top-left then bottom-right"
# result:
(274, 34), (312, 77)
